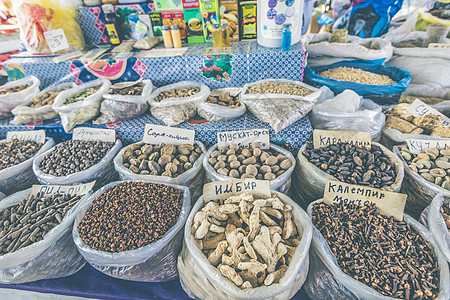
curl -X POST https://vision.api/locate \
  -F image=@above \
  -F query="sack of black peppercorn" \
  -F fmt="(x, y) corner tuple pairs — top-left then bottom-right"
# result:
(113, 141), (206, 204)
(304, 199), (450, 300)
(0, 188), (92, 284)
(72, 180), (191, 282)
(293, 142), (404, 209)
(32, 139), (122, 189)
(0, 137), (55, 196)
(93, 79), (153, 125)
(197, 88), (247, 122)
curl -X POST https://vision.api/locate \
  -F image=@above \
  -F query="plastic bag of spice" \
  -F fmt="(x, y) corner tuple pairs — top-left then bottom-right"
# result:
(113, 141), (206, 204)
(197, 88), (247, 122)
(72, 180), (191, 282)
(177, 191), (312, 300)
(381, 126), (449, 151)
(240, 79), (322, 134)
(203, 143), (296, 194)
(0, 138), (55, 196)
(148, 81), (210, 126)
(93, 80), (153, 125)
(32, 140), (122, 189)
(0, 188), (92, 284)
(52, 79), (111, 133)
(11, 82), (77, 125)
(304, 199), (450, 300)
(293, 142), (404, 209)
(0, 76), (40, 119)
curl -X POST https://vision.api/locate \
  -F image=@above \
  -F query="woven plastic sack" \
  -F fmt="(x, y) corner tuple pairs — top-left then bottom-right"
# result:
(149, 81), (210, 126)
(240, 79), (322, 133)
(114, 141), (206, 204)
(52, 79), (111, 133)
(178, 191), (312, 300)
(72, 180), (191, 282)
(93, 80), (152, 125)
(32, 140), (122, 189)
(203, 143), (296, 194)
(302, 33), (393, 67)
(304, 199), (450, 300)
(0, 76), (40, 119)
(293, 142), (404, 209)
(310, 98), (386, 141)
(197, 88), (246, 122)
(11, 82), (76, 125)
(0, 138), (55, 196)
(0, 188), (92, 284)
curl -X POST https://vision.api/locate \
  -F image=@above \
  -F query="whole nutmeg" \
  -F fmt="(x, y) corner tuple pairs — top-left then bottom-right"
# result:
(208, 157), (217, 165)
(184, 162), (193, 170)
(229, 144), (239, 151)
(253, 148), (262, 157)
(226, 149), (236, 156)
(242, 174), (255, 179)
(241, 148), (252, 158)
(239, 165), (247, 174)
(256, 174), (263, 180)
(276, 170), (286, 177)
(227, 155), (237, 163)
(217, 168), (229, 176)
(230, 160), (241, 169)
(237, 155), (245, 162)
(211, 150), (220, 158)
(271, 165), (280, 173)
(277, 154), (287, 161)
(264, 172), (276, 180)
(214, 161), (226, 169)
(280, 158), (292, 170)
(229, 169), (240, 178)
(260, 152), (270, 163)
(242, 157), (257, 165)
(260, 165), (272, 174)
(252, 142), (261, 148)
(217, 155), (227, 162)
(246, 165), (258, 177)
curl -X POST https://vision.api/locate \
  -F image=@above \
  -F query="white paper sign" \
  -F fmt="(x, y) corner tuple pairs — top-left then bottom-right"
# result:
(203, 179), (271, 202)
(408, 99), (450, 127)
(428, 43), (450, 49)
(143, 124), (195, 145)
(6, 130), (46, 144)
(406, 139), (450, 154)
(217, 129), (270, 149)
(44, 28), (70, 53)
(313, 129), (371, 150)
(73, 128), (116, 143)
(29, 181), (96, 197)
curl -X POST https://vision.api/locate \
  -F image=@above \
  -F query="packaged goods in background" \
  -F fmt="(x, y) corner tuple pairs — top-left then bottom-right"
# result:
(183, 0), (205, 43)
(200, 0), (220, 42)
(239, 0), (257, 40)
(154, 0), (183, 10)
(198, 88), (246, 122)
(161, 10), (187, 40)
(149, 12), (163, 36)
(0, 76), (40, 120)
(219, 0), (239, 41)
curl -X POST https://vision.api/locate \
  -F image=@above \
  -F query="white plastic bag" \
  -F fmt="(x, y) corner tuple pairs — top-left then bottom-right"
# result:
(149, 81), (210, 126)
(304, 199), (450, 300)
(302, 33), (393, 67)
(11, 82), (76, 125)
(178, 191), (312, 300)
(293, 142), (404, 209)
(203, 143), (296, 194)
(240, 79), (322, 133)
(380, 126), (449, 151)
(93, 80), (153, 125)
(197, 88), (246, 122)
(403, 84), (450, 114)
(32, 140), (122, 189)
(0, 188), (92, 284)
(114, 141), (206, 203)
(0, 138), (55, 196)
(52, 79), (111, 133)
(72, 180), (191, 282)
(0, 76), (40, 119)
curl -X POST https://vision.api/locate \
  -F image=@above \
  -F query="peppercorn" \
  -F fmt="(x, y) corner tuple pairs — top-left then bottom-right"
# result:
(0, 139), (43, 170)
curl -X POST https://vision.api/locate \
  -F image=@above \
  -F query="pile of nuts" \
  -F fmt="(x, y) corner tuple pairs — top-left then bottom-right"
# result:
(317, 67), (395, 85)
(385, 104), (450, 138)
(0, 193), (82, 255)
(122, 142), (203, 177)
(399, 146), (450, 190)
(109, 84), (143, 96)
(192, 192), (299, 289)
(0, 84), (30, 95)
(28, 89), (63, 108)
(78, 182), (184, 252)
(312, 202), (441, 299)
(154, 87), (200, 102)
(39, 140), (115, 176)
(206, 91), (241, 108)
(64, 86), (101, 105)
(303, 142), (397, 189)
(441, 204), (450, 232)
(246, 81), (313, 97)
(0, 139), (43, 170)
(208, 143), (293, 180)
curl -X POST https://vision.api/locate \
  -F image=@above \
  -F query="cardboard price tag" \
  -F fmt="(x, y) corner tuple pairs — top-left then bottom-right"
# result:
(323, 180), (407, 221)
(406, 139), (450, 154)
(143, 124), (195, 145)
(72, 128), (116, 143)
(217, 129), (270, 149)
(44, 28), (70, 53)
(408, 99), (450, 127)
(313, 129), (371, 150)
(203, 179), (271, 202)
(29, 181), (96, 198)
(6, 130), (46, 144)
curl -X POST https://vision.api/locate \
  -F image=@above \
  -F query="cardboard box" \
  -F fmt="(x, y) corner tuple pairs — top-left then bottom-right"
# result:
(161, 10), (187, 40)
(199, 0), (220, 43)
(219, 0), (239, 41)
(149, 11), (163, 36)
(183, 0), (205, 43)
(239, 0), (256, 40)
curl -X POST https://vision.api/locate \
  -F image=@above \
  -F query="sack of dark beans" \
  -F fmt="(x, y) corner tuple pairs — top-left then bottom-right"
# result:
(305, 199), (450, 300)
(0, 188), (92, 283)
(114, 141), (206, 204)
(72, 181), (191, 282)
(203, 143), (296, 194)
(0, 138), (55, 196)
(293, 142), (404, 209)
(32, 139), (122, 189)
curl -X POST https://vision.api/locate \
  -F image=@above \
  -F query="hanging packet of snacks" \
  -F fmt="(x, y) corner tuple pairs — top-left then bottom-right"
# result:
(13, 0), (85, 54)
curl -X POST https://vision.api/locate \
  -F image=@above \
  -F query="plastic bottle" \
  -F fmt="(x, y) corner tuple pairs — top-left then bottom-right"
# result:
(171, 25), (182, 48)
(162, 25), (173, 48)
(212, 24), (222, 48)
(102, 4), (122, 45)
(221, 23), (231, 47)
(281, 23), (291, 51)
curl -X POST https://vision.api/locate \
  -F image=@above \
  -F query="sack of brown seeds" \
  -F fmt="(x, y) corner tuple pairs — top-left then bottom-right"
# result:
(198, 88), (246, 122)
(0, 76), (40, 119)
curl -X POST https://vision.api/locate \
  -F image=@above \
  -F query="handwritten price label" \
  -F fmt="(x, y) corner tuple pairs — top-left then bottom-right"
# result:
(44, 29), (70, 53)
(143, 124), (195, 145)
